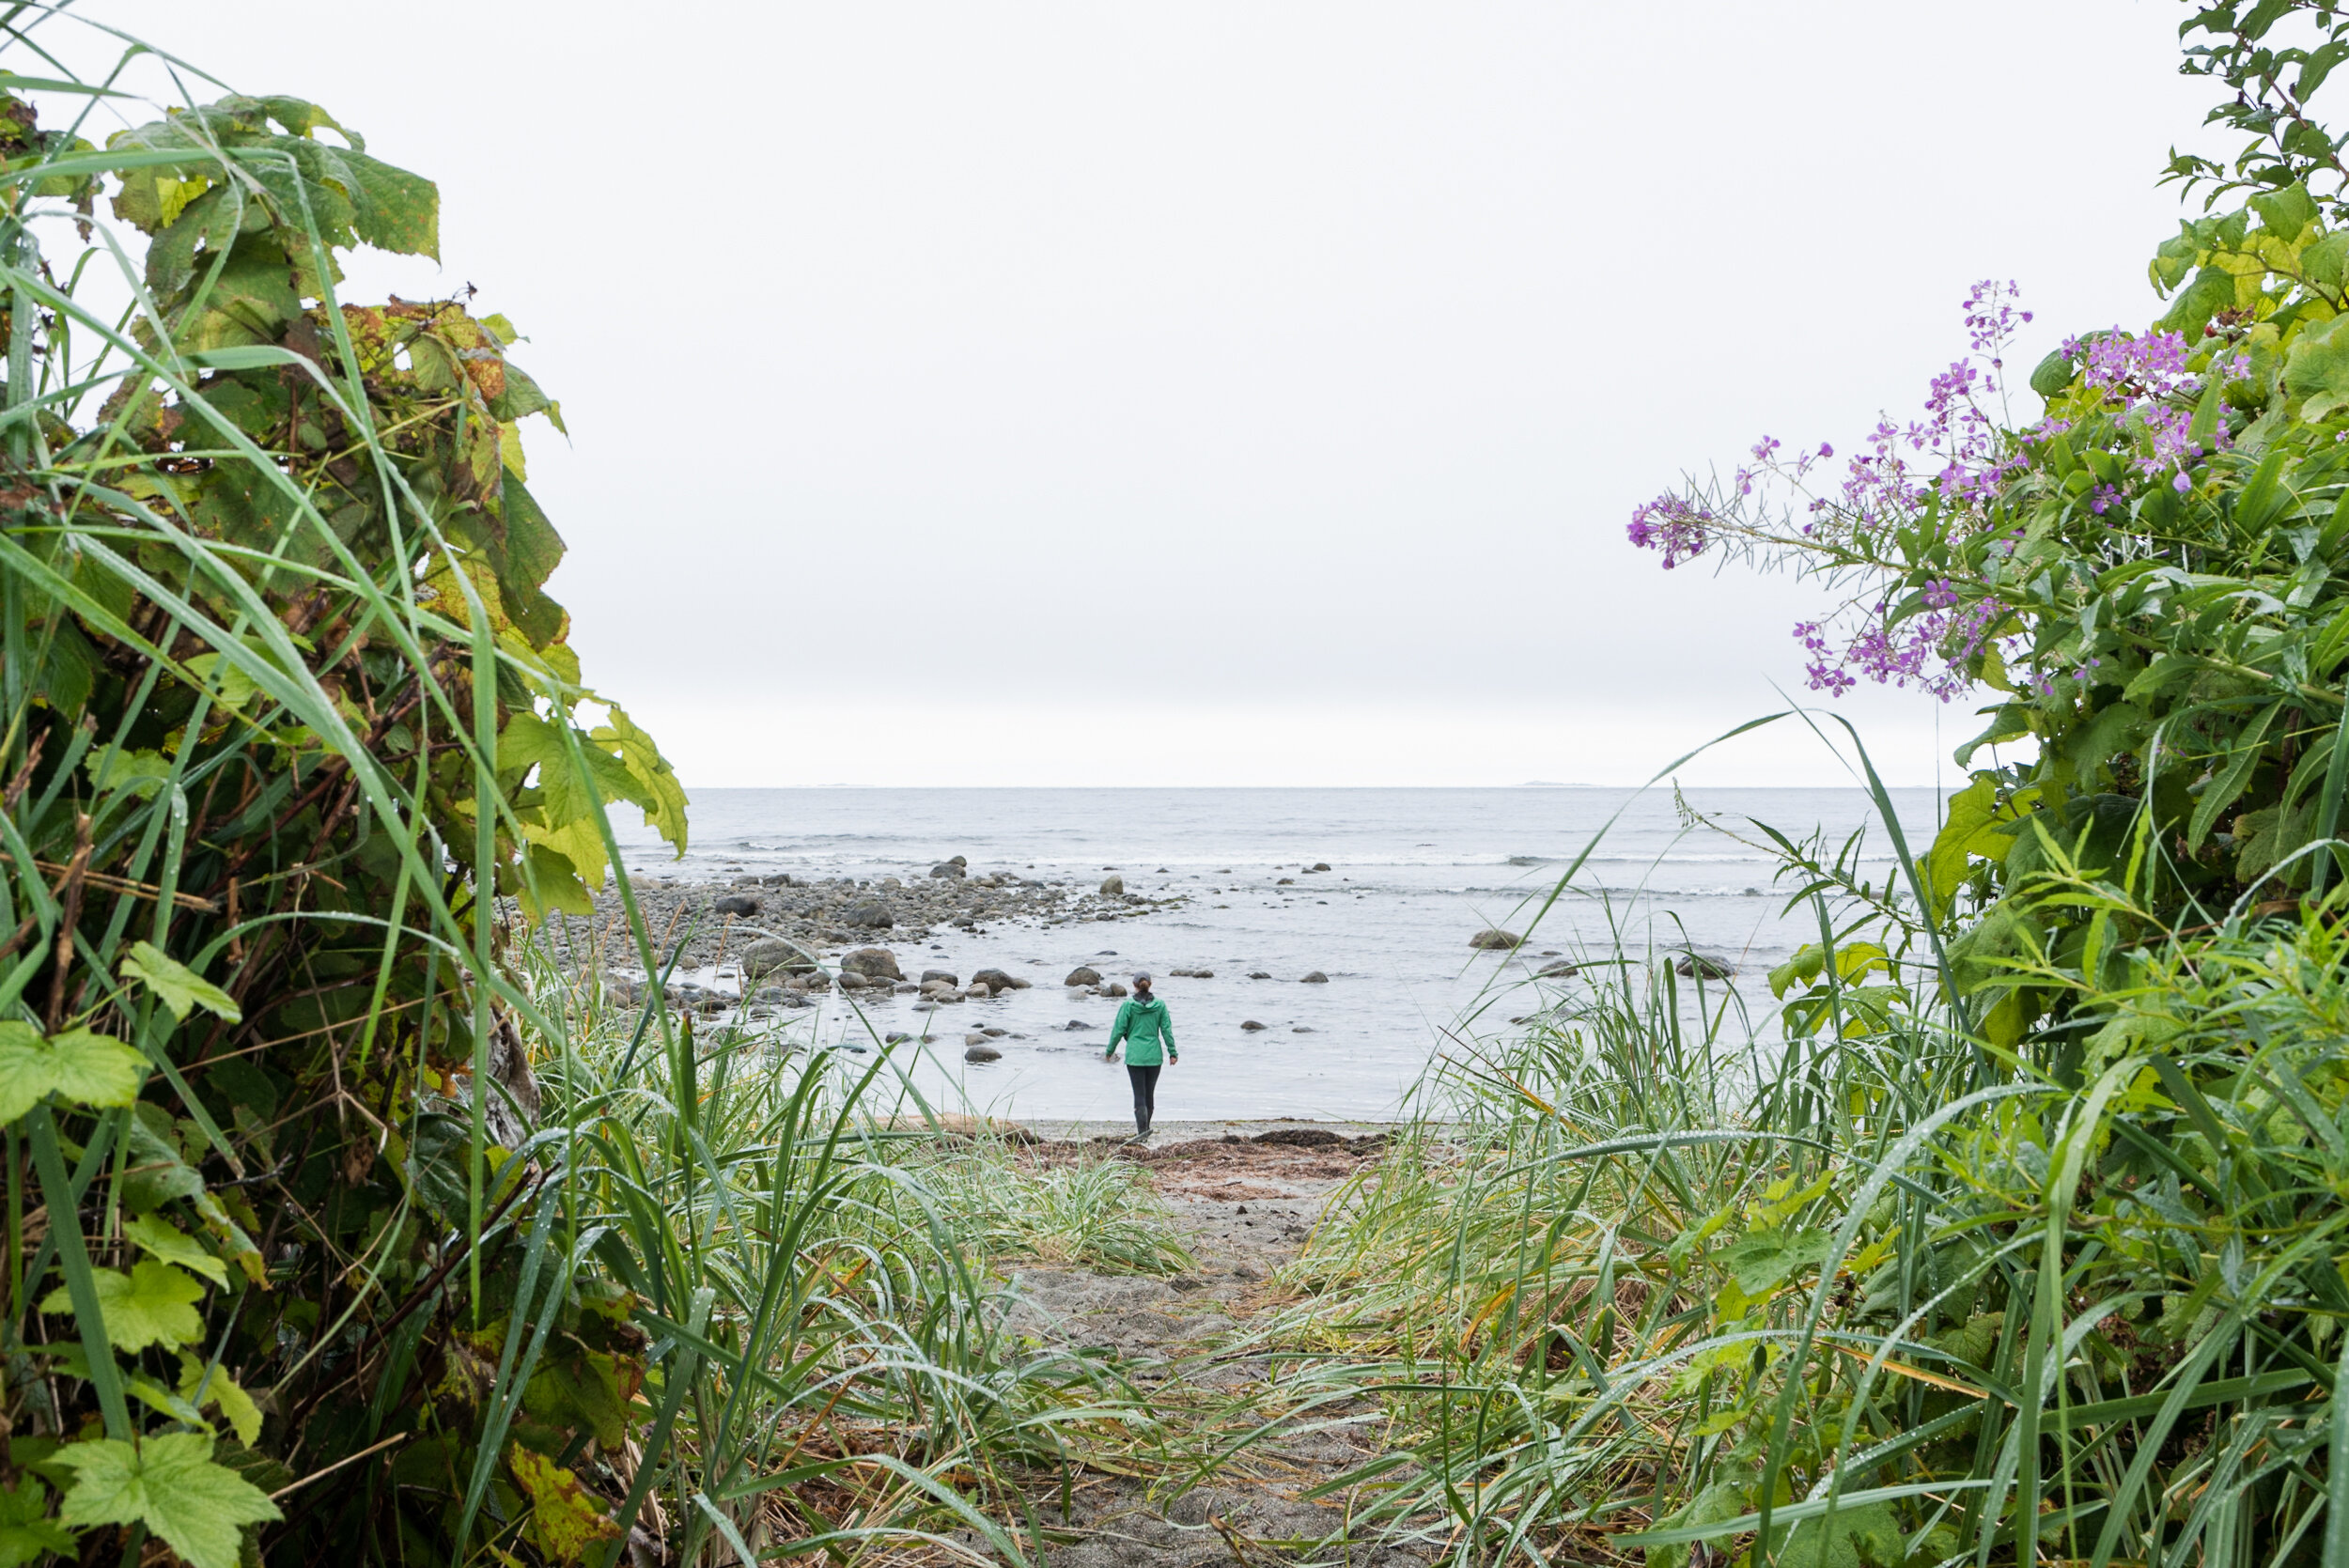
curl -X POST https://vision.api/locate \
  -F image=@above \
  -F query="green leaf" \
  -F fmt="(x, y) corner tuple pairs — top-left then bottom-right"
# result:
(0, 1023), (54, 1123)
(55, 1432), (280, 1568)
(2029, 346), (2077, 398)
(2287, 311), (2349, 421)
(2190, 699), (2285, 847)
(125, 1214), (228, 1288)
(2252, 181), (2320, 241)
(1767, 944), (1826, 1001)
(1719, 1228), (1831, 1296)
(1777, 1500), (1904, 1568)
(119, 942), (242, 1023)
(180, 653), (260, 714)
(41, 1262), (206, 1352)
(42, 1029), (147, 1109)
(0, 1475), (73, 1567)
(82, 744), (174, 800)
(0, 1023), (147, 1122)
(2307, 230), (2349, 290)
(1646, 1481), (1748, 1568)
(340, 148), (439, 258)
(176, 1355), (262, 1447)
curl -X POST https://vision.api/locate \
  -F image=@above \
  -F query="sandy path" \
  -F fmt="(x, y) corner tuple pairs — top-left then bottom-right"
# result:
(945, 1126), (1430, 1568)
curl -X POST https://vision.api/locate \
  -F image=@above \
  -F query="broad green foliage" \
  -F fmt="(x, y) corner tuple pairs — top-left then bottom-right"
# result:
(0, 1023), (144, 1120)
(1433, 7), (2349, 1567)
(0, 20), (701, 1563)
(54, 1433), (279, 1568)
(40, 1262), (205, 1353)
(117, 941), (239, 1021)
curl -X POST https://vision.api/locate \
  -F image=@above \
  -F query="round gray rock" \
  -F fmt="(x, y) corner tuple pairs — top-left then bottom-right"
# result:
(741, 938), (814, 983)
(842, 947), (903, 982)
(1065, 966), (1102, 987)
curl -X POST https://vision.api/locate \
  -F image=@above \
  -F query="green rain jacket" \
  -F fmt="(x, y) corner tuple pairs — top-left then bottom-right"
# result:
(1105, 995), (1177, 1066)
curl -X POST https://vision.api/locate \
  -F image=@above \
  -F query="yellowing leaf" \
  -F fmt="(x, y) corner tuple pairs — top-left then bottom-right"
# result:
(126, 1213), (229, 1288)
(2287, 310), (2349, 421)
(593, 704), (688, 854)
(55, 1432), (280, 1568)
(119, 942), (241, 1023)
(509, 1445), (621, 1563)
(177, 1354), (263, 1447)
(41, 1261), (206, 1352)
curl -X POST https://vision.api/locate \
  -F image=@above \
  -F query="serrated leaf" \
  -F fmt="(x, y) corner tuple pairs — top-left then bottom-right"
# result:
(119, 942), (242, 1023)
(2251, 181), (2320, 241)
(0, 1475), (72, 1567)
(593, 704), (688, 854)
(0, 1023), (146, 1122)
(2287, 310), (2349, 421)
(0, 1023), (54, 1123)
(56, 1433), (280, 1568)
(42, 1029), (147, 1109)
(1777, 1501), (1905, 1568)
(1719, 1228), (1831, 1296)
(126, 1214), (228, 1288)
(177, 1354), (262, 1447)
(41, 1262), (206, 1352)
(340, 148), (438, 258)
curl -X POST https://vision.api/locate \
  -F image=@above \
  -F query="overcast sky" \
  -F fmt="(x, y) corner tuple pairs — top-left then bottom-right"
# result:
(74, 1), (2218, 786)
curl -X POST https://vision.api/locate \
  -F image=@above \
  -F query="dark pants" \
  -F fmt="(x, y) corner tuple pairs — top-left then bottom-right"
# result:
(1128, 1063), (1161, 1135)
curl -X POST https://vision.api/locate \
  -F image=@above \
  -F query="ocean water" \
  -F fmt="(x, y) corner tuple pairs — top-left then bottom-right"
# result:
(608, 787), (1945, 1125)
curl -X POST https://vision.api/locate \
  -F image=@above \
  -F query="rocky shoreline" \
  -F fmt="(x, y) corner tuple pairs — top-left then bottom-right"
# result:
(522, 855), (1194, 1014)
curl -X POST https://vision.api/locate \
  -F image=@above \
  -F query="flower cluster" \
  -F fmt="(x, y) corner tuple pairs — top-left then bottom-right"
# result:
(2059, 328), (2243, 489)
(1624, 491), (1714, 568)
(1793, 585), (2004, 703)
(1626, 280), (2256, 706)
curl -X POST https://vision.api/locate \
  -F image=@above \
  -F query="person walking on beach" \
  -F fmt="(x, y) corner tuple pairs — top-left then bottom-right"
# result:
(1104, 971), (1177, 1139)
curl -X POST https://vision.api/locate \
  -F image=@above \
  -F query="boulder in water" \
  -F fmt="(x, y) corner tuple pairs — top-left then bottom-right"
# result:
(842, 947), (902, 982)
(1469, 929), (1524, 951)
(742, 938), (814, 983)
